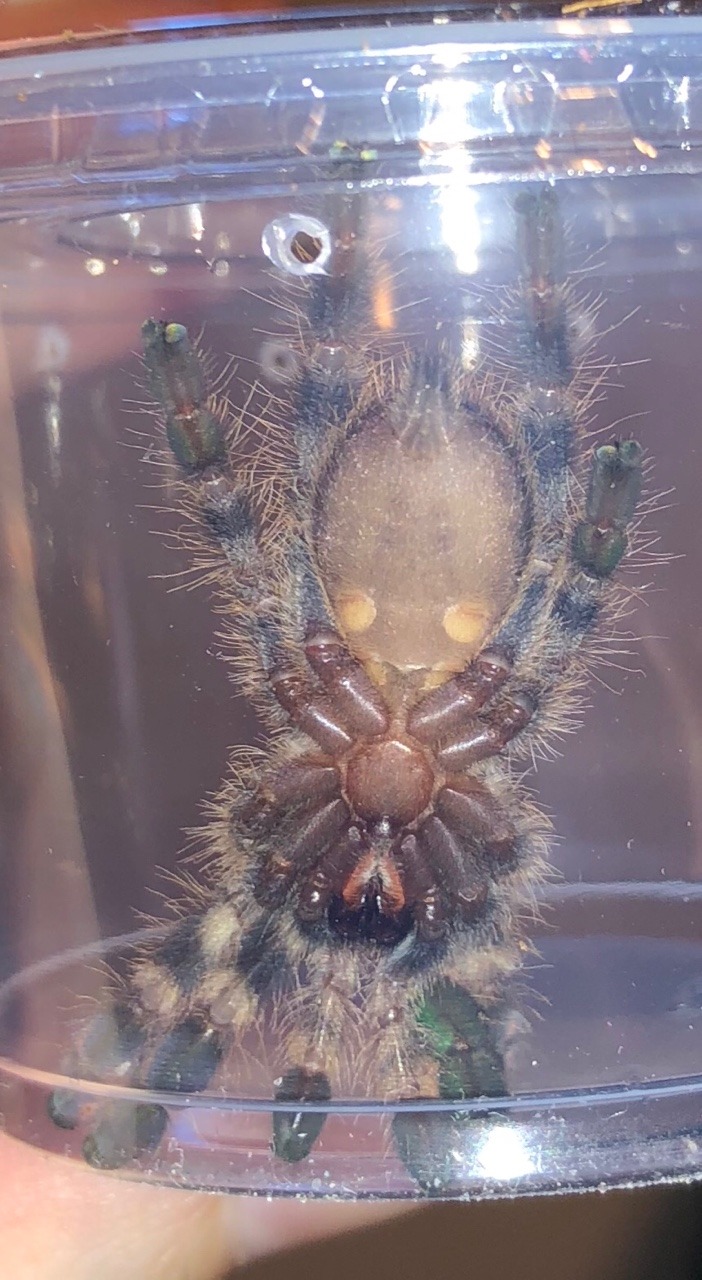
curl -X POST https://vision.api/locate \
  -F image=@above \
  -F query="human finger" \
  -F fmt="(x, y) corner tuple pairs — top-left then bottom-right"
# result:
(0, 1132), (412, 1280)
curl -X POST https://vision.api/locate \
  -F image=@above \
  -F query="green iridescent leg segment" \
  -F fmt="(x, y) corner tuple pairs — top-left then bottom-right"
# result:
(142, 319), (227, 471)
(572, 439), (643, 579)
(392, 982), (507, 1196)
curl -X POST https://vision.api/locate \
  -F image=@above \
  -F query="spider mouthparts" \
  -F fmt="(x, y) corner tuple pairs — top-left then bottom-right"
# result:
(328, 875), (415, 949)
(327, 844), (414, 948)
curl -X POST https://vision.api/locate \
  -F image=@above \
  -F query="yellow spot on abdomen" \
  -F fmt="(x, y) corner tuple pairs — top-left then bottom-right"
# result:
(338, 589), (377, 634)
(442, 599), (490, 647)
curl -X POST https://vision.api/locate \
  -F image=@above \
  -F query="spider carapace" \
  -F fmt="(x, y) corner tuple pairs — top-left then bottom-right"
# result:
(49, 181), (646, 1193)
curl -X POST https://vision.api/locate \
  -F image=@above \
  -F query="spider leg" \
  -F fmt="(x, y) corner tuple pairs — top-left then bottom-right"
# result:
(498, 189), (643, 660)
(142, 319), (292, 693)
(425, 439), (643, 768)
(408, 186), (644, 765)
(144, 283), (391, 746)
(503, 185), (577, 588)
(281, 153), (377, 489)
(143, 320), (368, 746)
(391, 981), (508, 1196)
(48, 895), (266, 1169)
(271, 945), (364, 1162)
(496, 187), (644, 664)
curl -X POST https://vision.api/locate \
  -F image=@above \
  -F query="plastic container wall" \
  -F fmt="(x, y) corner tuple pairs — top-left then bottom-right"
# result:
(0, 13), (702, 1198)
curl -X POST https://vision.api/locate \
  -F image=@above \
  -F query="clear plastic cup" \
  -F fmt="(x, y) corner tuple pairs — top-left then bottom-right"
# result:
(1, 6), (701, 1199)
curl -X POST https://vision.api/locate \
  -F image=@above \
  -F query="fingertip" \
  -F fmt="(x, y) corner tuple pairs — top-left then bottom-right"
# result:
(0, 1133), (231, 1280)
(0, 1133), (415, 1279)
(223, 1198), (417, 1265)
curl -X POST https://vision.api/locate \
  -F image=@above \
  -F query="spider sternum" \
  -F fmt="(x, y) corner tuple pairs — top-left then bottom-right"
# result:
(337, 696), (446, 833)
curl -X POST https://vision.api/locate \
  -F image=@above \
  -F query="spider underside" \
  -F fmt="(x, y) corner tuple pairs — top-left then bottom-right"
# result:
(49, 180), (646, 1194)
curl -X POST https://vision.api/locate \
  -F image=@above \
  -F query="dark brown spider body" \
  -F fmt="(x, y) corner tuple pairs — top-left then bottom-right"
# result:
(251, 627), (527, 955)
(244, 380), (540, 957)
(48, 182), (650, 1194)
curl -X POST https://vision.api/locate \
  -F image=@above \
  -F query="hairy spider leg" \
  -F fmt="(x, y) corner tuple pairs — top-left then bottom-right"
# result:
(391, 983), (508, 1195)
(47, 163), (400, 1168)
(47, 884), (281, 1169)
(282, 155), (377, 491)
(142, 319), (376, 756)
(385, 187), (645, 1192)
(141, 318), (290, 694)
(408, 187), (644, 770)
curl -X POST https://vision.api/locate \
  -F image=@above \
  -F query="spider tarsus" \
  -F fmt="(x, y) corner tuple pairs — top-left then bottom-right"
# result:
(272, 1067), (332, 1163)
(142, 318), (226, 472)
(82, 1102), (169, 1171)
(145, 1019), (223, 1093)
(419, 984), (507, 1099)
(573, 439), (644, 579)
(393, 983), (507, 1194)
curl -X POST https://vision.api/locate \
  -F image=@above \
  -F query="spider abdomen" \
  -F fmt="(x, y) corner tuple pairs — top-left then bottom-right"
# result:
(313, 396), (530, 676)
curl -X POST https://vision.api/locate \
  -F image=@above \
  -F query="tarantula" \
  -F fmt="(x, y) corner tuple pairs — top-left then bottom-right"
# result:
(49, 181), (645, 1193)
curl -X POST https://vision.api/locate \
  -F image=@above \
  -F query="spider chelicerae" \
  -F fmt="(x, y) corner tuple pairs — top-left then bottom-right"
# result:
(49, 180), (647, 1193)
